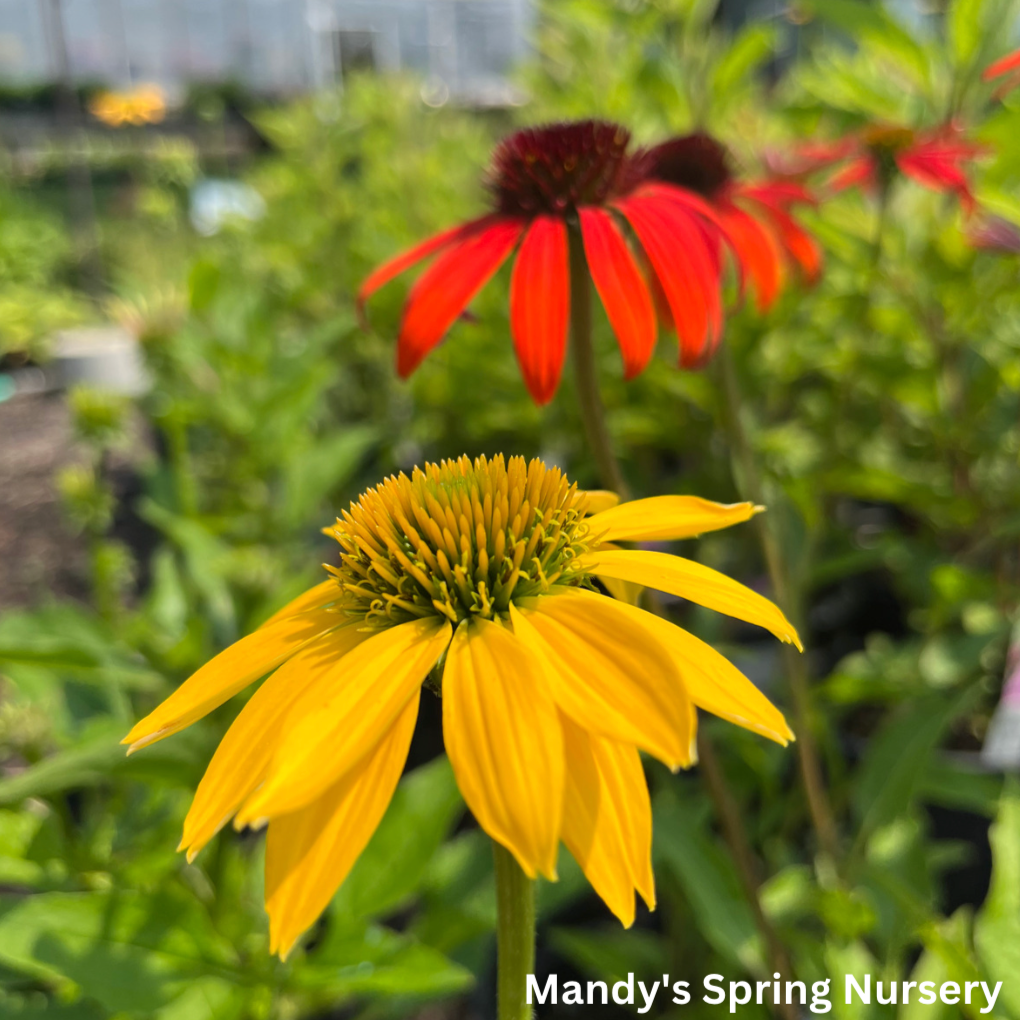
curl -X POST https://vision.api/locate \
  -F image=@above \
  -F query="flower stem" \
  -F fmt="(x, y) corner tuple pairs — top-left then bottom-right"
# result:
(717, 342), (842, 865)
(564, 226), (793, 993)
(493, 841), (536, 1020)
(568, 226), (630, 499)
(696, 732), (800, 1020)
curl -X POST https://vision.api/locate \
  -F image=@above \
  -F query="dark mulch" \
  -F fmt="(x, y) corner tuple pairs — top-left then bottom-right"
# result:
(0, 393), (90, 610)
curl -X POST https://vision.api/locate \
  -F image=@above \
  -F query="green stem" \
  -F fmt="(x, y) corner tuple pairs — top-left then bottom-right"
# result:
(568, 226), (630, 499)
(696, 731), (800, 1020)
(717, 343), (842, 866)
(167, 415), (198, 517)
(493, 841), (536, 1020)
(565, 231), (794, 991)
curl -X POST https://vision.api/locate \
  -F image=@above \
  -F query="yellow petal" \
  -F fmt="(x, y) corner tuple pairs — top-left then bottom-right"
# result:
(595, 574), (644, 606)
(510, 593), (696, 770)
(583, 490), (620, 515)
(588, 495), (761, 543)
(123, 602), (343, 753)
(589, 542), (644, 605)
(596, 593), (794, 744)
(442, 618), (563, 880)
(180, 624), (369, 860)
(561, 715), (655, 927)
(265, 691), (419, 959)
(259, 580), (339, 628)
(577, 548), (802, 649)
(237, 617), (451, 821)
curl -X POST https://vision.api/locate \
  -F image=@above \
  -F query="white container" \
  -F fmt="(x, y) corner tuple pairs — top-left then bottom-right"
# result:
(52, 327), (150, 396)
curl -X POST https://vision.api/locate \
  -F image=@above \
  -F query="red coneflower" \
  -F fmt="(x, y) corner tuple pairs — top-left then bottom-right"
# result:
(780, 124), (983, 215)
(983, 48), (1020, 95)
(358, 120), (728, 404)
(637, 132), (821, 334)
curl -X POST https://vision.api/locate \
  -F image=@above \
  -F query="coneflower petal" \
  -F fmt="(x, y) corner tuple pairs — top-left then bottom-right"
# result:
(740, 181), (816, 207)
(582, 489), (621, 515)
(718, 204), (782, 312)
(237, 618), (451, 821)
(509, 596), (695, 770)
(984, 48), (1020, 80)
(582, 591), (794, 744)
(356, 215), (498, 314)
(579, 207), (657, 379)
(259, 580), (340, 628)
(509, 216), (570, 405)
(122, 602), (344, 753)
(589, 495), (760, 543)
(265, 691), (419, 960)
(897, 148), (977, 214)
(443, 618), (563, 880)
(828, 155), (877, 193)
(760, 203), (823, 282)
(396, 219), (525, 378)
(561, 714), (654, 927)
(615, 193), (722, 369)
(180, 624), (370, 860)
(577, 548), (802, 649)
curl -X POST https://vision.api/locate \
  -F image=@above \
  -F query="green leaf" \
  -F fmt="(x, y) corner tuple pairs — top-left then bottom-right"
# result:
(974, 781), (1020, 1017)
(948, 0), (987, 65)
(0, 997), (106, 1019)
(281, 425), (377, 528)
(548, 926), (667, 986)
(0, 809), (47, 887)
(0, 724), (208, 805)
(803, 0), (931, 87)
(293, 926), (472, 1002)
(331, 757), (463, 924)
(0, 607), (160, 693)
(153, 976), (245, 1020)
(824, 940), (879, 1020)
(908, 909), (981, 1020)
(0, 891), (239, 1014)
(188, 259), (221, 313)
(653, 790), (762, 972)
(917, 759), (1002, 817)
(853, 691), (974, 841)
(137, 502), (236, 643)
(711, 24), (778, 97)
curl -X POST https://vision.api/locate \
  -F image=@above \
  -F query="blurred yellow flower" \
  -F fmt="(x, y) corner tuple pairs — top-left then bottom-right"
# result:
(123, 454), (797, 958)
(89, 84), (166, 127)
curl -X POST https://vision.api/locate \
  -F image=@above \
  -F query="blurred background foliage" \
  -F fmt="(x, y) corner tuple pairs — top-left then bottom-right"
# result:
(2, 0), (1020, 1016)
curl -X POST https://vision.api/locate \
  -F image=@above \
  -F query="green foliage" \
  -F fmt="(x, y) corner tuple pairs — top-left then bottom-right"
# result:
(0, 187), (89, 358)
(2, 0), (1020, 1015)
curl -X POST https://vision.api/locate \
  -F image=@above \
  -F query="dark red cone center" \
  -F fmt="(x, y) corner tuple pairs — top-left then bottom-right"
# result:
(488, 120), (636, 217)
(638, 132), (733, 199)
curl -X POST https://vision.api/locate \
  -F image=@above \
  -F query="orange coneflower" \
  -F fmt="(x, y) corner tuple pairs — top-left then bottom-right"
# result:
(359, 120), (729, 404)
(635, 132), (821, 329)
(779, 124), (983, 214)
(984, 48), (1020, 96)
(88, 84), (167, 127)
(124, 454), (796, 959)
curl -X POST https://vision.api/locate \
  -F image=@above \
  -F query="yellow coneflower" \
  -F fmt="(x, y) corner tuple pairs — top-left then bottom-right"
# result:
(123, 454), (797, 959)
(88, 84), (166, 127)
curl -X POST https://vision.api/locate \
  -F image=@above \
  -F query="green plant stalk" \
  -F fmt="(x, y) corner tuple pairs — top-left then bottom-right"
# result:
(567, 226), (795, 988)
(568, 227), (630, 499)
(493, 841), (536, 1020)
(166, 415), (199, 517)
(696, 731), (800, 1020)
(717, 342), (842, 865)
